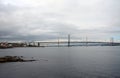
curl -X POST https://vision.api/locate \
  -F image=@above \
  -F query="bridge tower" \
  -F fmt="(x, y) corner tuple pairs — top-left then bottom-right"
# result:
(58, 36), (60, 47)
(68, 34), (70, 47)
(38, 42), (40, 47)
(86, 36), (88, 46)
(110, 37), (114, 46)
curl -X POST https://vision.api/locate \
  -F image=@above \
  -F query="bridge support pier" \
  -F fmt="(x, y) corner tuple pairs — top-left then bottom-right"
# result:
(68, 34), (70, 47)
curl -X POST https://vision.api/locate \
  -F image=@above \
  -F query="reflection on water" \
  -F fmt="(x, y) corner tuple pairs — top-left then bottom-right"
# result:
(0, 46), (120, 78)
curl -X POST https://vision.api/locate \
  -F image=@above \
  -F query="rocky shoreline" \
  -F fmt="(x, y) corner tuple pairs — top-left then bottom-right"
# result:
(0, 56), (36, 63)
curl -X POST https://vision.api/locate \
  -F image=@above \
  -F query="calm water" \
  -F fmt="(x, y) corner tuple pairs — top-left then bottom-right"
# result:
(0, 46), (120, 78)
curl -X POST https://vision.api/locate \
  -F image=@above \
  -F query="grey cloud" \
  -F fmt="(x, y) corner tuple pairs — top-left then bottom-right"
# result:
(0, 0), (120, 41)
(0, 2), (17, 13)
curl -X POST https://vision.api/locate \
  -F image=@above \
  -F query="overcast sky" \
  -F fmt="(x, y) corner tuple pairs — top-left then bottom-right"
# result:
(0, 0), (120, 41)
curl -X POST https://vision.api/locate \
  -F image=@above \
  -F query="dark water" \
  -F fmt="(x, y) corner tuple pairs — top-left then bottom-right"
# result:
(0, 46), (120, 78)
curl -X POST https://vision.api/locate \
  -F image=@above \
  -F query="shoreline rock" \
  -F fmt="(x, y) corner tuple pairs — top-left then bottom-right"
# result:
(0, 56), (36, 63)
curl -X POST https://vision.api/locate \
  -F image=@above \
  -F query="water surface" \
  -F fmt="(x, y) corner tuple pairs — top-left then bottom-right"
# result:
(0, 46), (120, 78)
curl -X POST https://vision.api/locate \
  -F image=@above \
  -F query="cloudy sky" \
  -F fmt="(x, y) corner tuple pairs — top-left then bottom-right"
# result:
(0, 0), (120, 42)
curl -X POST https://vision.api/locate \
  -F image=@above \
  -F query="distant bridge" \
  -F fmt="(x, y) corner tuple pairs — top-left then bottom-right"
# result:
(32, 41), (120, 46)
(1, 34), (120, 47)
(1, 41), (120, 47)
(35, 41), (118, 43)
